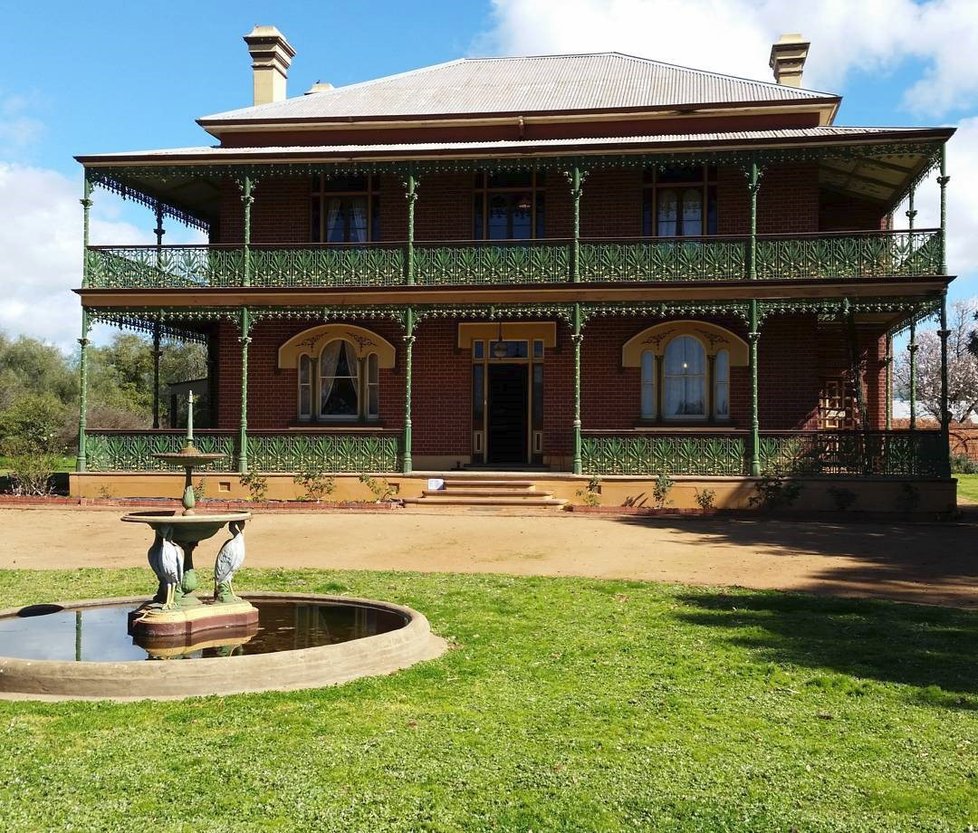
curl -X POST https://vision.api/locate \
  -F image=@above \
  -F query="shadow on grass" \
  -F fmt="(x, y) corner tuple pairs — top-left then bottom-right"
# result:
(612, 513), (978, 606)
(675, 589), (978, 705)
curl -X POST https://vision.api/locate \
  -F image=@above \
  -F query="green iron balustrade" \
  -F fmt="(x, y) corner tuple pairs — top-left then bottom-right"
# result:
(414, 240), (570, 284)
(84, 230), (942, 290)
(85, 431), (237, 472)
(85, 246), (245, 289)
(249, 245), (404, 288)
(581, 430), (948, 477)
(758, 430), (949, 477)
(248, 432), (401, 473)
(579, 237), (747, 282)
(755, 229), (942, 281)
(581, 433), (748, 476)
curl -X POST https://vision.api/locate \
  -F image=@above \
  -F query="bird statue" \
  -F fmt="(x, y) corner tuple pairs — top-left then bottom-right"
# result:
(214, 521), (246, 603)
(146, 524), (185, 610)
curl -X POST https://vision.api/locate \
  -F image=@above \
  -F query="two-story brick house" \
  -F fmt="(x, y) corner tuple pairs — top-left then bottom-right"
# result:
(71, 28), (956, 511)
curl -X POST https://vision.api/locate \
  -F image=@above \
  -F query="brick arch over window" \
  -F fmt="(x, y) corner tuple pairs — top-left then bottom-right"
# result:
(621, 320), (748, 367)
(277, 324), (397, 370)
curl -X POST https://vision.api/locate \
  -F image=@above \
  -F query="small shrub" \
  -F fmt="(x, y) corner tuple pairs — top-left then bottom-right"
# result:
(694, 488), (716, 511)
(749, 476), (802, 511)
(1, 444), (59, 496)
(896, 482), (921, 515)
(293, 465), (335, 502)
(239, 471), (269, 502)
(827, 486), (857, 512)
(950, 453), (978, 474)
(576, 475), (602, 507)
(193, 477), (206, 503)
(95, 484), (115, 500)
(359, 473), (397, 502)
(652, 472), (674, 509)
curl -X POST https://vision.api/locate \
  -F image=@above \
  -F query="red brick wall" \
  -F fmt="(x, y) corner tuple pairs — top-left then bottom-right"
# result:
(411, 320), (470, 455)
(212, 163), (870, 246)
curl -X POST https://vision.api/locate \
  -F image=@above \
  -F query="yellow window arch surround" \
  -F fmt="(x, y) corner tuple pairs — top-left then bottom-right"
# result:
(621, 321), (748, 367)
(277, 324), (397, 370)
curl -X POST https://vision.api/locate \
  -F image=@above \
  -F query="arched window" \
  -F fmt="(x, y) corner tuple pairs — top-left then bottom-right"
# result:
(319, 340), (360, 418)
(714, 349), (730, 419)
(663, 336), (706, 419)
(640, 350), (656, 420)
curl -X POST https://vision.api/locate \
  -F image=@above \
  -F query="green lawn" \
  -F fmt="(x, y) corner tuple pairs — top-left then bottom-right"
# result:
(956, 473), (978, 503)
(1, 568), (977, 832)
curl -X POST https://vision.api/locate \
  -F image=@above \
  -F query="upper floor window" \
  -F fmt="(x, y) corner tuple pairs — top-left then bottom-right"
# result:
(311, 174), (380, 243)
(642, 166), (717, 237)
(474, 171), (545, 240)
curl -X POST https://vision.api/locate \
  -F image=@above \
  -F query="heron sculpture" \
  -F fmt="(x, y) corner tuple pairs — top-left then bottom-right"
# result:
(147, 524), (185, 609)
(214, 521), (246, 602)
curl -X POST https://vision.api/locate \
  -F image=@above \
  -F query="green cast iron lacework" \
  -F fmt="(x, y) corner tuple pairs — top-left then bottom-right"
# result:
(755, 230), (942, 280)
(86, 247), (245, 288)
(85, 432), (237, 472)
(579, 239), (746, 282)
(248, 433), (400, 473)
(249, 246), (404, 288)
(759, 431), (949, 477)
(414, 242), (569, 284)
(581, 434), (747, 476)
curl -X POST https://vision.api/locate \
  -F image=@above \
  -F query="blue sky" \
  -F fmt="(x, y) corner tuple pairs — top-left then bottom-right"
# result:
(2, 0), (976, 348)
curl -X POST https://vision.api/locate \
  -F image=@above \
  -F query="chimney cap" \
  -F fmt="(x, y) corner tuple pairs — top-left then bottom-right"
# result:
(243, 25), (295, 106)
(769, 33), (811, 87)
(243, 25), (296, 59)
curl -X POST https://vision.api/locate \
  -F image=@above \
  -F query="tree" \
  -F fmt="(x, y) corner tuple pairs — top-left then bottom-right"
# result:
(894, 299), (978, 423)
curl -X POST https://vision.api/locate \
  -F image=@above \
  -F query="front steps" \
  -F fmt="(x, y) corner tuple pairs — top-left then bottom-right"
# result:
(402, 478), (566, 508)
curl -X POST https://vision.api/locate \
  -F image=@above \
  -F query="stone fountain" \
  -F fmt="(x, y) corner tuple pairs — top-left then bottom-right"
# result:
(122, 391), (257, 642)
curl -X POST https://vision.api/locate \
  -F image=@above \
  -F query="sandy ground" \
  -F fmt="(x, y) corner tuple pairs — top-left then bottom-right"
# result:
(2, 505), (977, 608)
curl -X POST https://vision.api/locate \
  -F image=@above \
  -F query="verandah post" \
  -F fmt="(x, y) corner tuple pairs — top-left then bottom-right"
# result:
(747, 158), (761, 281)
(908, 318), (918, 430)
(404, 171), (418, 286)
(240, 176), (254, 287)
(939, 291), (951, 474)
(76, 309), (91, 473)
(569, 165), (584, 283)
(748, 300), (760, 476)
(572, 303), (583, 475)
(238, 307), (251, 473)
(80, 174), (92, 288)
(884, 333), (893, 431)
(402, 306), (415, 474)
(152, 323), (162, 429)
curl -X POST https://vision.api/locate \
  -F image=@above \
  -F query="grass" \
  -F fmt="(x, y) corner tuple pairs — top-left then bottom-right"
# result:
(1, 568), (977, 832)
(955, 473), (978, 503)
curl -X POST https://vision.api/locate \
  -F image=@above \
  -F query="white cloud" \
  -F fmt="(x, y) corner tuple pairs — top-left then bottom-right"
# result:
(0, 163), (149, 352)
(479, 0), (978, 117)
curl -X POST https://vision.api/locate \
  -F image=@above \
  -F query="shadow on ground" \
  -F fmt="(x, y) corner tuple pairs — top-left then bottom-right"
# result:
(612, 511), (978, 606)
(675, 589), (978, 703)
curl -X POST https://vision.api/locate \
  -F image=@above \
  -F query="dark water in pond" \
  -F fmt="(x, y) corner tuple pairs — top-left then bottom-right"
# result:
(0, 600), (407, 661)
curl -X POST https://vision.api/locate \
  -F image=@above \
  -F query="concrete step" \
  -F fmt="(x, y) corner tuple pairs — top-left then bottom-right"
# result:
(440, 479), (537, 488)
(403, 495), (566, 506)
(422, 487), (543, 498)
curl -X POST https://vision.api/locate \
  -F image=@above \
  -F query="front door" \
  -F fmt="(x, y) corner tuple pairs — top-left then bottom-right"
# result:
(487, 364), (529, 465)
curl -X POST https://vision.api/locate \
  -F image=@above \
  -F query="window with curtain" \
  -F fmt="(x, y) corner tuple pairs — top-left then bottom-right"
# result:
(642, 166), (717, 237)
(473, 171), (545, 239)
(714, 349), (730, 419)
(663, 336), (706, 419)
(640, 350), (656, 420)
(310, 175), (380, 243)
(295, 340), (381, 422)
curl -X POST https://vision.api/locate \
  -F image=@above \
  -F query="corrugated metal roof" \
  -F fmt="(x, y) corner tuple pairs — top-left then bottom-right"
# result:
(79, 127), (936, 163)
(200, 53), (836, 123)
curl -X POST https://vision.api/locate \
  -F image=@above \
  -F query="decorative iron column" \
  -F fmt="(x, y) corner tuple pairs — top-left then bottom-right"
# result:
(80, 175), (92, 288)
(884, 333), (893, 431)
(76, 309), (91, 473)
(572, 303), (583, 474)
(240, 177), (255, 287)
(404, 172), (418, 286)
(402, 306), (415, 474)
(906, 183), (917, 232)
(237, 307), (251, 473)
(748, 300), (760, 476)
(938, 144), (949, 275)
(568, 165), (585, 283)
(939, 291), (951, 450)
(747, 159), (761, 280)
(844, 299), (868, 429)
(908, 318), (918, 430)
(152, 323), (162, 429)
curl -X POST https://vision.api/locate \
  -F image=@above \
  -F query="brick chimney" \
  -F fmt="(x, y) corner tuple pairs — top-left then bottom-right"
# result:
(243, 26), (296, 106)
(769, 34), (810, 87)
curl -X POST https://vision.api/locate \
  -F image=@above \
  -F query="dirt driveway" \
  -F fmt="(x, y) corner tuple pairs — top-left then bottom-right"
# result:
(2, 505), (976, 608)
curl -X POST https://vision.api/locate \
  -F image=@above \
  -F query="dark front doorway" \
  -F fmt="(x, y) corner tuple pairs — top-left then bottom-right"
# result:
(487, 364), (528, 464)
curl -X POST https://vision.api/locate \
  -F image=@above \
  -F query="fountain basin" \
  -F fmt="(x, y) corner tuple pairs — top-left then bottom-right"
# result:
(122, 509), (251, 545)
(0, 592), (447, 701)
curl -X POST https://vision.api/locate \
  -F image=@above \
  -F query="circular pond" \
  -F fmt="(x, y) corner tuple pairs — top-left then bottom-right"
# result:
(0, 592), (446, 701)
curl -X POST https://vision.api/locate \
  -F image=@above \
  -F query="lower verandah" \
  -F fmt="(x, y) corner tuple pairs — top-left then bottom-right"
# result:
(80, 314), (947, 480)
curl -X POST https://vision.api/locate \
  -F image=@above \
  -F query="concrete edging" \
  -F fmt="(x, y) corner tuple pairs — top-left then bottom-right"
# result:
(0, 591), (447, 702)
